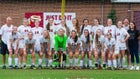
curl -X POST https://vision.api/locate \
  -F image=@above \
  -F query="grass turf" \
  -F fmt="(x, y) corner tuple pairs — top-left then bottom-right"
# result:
(0, 55), (140, 79)
(0, 69), (140, 79)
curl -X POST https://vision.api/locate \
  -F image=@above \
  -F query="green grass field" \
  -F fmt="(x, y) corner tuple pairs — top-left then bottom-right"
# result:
(0, 55), (140, 79)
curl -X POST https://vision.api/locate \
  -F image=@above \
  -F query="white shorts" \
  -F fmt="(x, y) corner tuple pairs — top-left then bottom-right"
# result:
(7, 42), (17, 50)
(34, 41), (41, 52)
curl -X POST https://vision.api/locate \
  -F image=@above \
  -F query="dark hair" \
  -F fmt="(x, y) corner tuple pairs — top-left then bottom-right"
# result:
(130, 22), (136, 30)
(71, 30), (78, 43)
(81, 19), (89, 34)
(46, 23), (50, 31)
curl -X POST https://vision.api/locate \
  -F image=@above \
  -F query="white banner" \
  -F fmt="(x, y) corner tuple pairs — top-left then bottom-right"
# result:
(43, 12), (76, 28)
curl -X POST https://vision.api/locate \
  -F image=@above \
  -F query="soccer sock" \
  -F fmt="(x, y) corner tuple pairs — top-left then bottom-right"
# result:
(69, 58), (73, 66)
(49, 59), (53, 66)
(108, 60), (112, 67)
(15, 58), (19, 66)
(122, 57), (125, 68)
(38, 58), (42, 66)
(8, 57), (12, 66)
(113, 59), (117, 68)
(117, 58), (120, 67)
(62, 61), (66, 67)
(89, 59), (92, 67)
(80, 60), (83, 67)
(45, 58), (48, 66)
(74, 58), (79, 66)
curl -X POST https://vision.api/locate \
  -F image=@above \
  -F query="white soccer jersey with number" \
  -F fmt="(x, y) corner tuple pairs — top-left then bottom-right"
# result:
(105, 38), (115, 51)
(80, 34), (93, 51)
(8, 32), (21, 50)
(0, 24), (13, 45)
(104, 25), (117, 38)
(116, 28), (128, 48)
(31, 27), (43, 51)
(18, 25), (31, 39)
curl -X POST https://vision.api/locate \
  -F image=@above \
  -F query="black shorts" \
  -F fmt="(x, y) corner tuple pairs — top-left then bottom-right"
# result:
(0, 41), (9, 55)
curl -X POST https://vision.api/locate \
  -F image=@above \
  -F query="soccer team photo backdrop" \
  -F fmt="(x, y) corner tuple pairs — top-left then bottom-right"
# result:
(0, 0), (140, 79)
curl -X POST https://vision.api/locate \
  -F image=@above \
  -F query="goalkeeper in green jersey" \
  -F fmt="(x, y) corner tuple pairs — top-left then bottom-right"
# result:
(54, 28), (67, 68)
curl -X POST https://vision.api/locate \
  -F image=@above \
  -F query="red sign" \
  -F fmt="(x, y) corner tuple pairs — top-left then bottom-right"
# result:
(25, 12), (43, 28)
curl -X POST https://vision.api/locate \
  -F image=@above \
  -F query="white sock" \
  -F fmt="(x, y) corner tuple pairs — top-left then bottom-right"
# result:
(74, 58), (79, 66)
(89, 59), (92, 67)
(8, 57), (12, 66)
(113, 59), (117, 68)
(80, 60), (83, 67)
(62, 61), (66, 67)
(108, 60), (112, 67)
(69, 59), (73, 66)
(117, 58), (120, 67)
(38, 58), (42, 66)
(122, 57), (125, 67)
(45, 58), (48, 66)
(49, 59), (52, 66)
(15, 58), (18, 66)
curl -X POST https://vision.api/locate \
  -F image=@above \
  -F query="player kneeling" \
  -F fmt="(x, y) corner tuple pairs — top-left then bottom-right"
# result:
(67, 30), (81, 69)
(24, 32), (36, 69)
(39, 30), (52, 69)
(8, 26), (21, 69)
(80, 29), (93, 69)
(105, 33), (120, 70)
(93, 29), (106, 69)
(54, 28), (67, 69)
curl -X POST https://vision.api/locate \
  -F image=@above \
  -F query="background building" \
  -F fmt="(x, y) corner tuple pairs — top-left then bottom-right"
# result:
(0, 0), (140, 30)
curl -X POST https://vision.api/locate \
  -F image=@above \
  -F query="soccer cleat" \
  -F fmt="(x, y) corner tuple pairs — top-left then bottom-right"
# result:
(69, 66), (73, 70)
(74, 66), (78, 70)
(38, 65), (42, 69)
(14, 65), (19, 69)
(30, 65), (36, 69)
(135, 66), (139, 70)
(89, 66), (92, 70)
(49, 65), (53, 69)
(2, 65), (6, 69)
(9, 65), (13, 69)
(107, 67), (112, 70)
(129, 66), (135, 70)
(23, 65), (27, 69)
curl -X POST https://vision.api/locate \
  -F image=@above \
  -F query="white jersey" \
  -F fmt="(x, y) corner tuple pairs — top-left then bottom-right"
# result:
(104, 25), (117, 38)
(18, 25), (31, 39)
(105, 38), (115, 51)
(31, 26), (43, 51)
(123, 25), (129, 31)
(80, 34), (93, 51)
(92, 25), (104, 35)
(0, 24), (13, 44)
(40, 36), (50, 51)
(67, 36), (81, 51)
(8, 32), (21, 50)
(93, 35), (105, 49)
(116, 28), (128, 48)
(80, 25), (92, 34)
